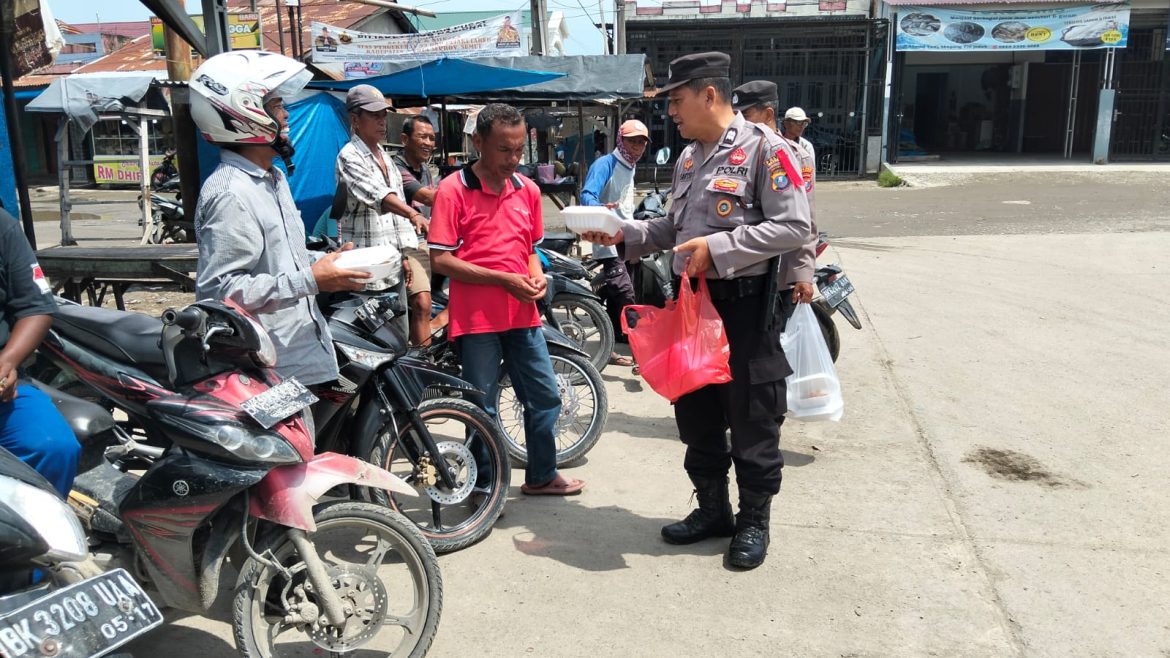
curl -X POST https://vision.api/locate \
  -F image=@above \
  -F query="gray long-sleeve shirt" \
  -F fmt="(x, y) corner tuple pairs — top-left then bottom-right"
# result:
(194, 150), (338, 385)
(621, 113), (813, 280)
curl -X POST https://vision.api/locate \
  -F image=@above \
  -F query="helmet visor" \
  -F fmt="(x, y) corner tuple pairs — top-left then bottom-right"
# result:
(265, 68), (313, 105)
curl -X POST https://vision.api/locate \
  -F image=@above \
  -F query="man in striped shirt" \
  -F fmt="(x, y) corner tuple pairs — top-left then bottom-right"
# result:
(335, 85), (432, 344)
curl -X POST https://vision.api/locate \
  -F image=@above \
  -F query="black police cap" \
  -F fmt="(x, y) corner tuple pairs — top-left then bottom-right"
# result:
(658, 52), (731, 94)
(732, 80), (779, 112)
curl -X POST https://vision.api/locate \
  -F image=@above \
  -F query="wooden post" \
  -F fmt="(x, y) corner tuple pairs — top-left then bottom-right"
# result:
(163, 25), (200, 231)
(56, 118), (75, 246)
(139, 117), (153, 244)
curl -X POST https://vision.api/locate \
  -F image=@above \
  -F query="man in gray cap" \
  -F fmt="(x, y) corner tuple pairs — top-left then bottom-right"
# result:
(586, 52), (814, 569)
(781, 107), (816, 182)
(733, 80), (817, 306)
(335, 84), (432, 343)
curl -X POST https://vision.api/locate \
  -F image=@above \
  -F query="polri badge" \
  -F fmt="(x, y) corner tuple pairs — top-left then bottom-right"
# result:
(728, 147), (747, 166)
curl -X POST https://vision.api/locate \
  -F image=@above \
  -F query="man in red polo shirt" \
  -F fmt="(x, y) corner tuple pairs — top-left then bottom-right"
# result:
(429, 103), (585, 497)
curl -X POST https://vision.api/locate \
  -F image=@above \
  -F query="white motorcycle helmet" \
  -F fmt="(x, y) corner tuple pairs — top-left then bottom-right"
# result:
(189, 51), (311, 149)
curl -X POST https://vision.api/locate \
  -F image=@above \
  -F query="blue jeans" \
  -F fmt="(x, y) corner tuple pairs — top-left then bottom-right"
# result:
(0, 384), (81, 496)
(458, 327), (561, 486)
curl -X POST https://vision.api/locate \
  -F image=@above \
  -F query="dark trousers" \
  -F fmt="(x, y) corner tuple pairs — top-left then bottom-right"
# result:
(597, 258), (635, 342)
(673, 288), (795, 495)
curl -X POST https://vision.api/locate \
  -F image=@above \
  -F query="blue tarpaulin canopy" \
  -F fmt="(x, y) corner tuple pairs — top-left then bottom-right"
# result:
(307, 57), (564, 97)
(197, 91), (350, 234)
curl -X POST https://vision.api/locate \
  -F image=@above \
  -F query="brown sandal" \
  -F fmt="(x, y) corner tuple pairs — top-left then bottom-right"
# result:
(521, 475), (585, 496)
(608, 353), (635, 367)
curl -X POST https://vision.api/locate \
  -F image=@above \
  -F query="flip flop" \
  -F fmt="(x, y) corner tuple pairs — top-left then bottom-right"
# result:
(521, 476), (586, 496)
(608, 353), (635, 367)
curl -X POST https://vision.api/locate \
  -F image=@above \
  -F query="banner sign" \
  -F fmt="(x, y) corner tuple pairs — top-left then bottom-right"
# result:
(150, 14), (262, 55)
(311, 13), (526, 63)
(93, 156), (165, 185)
(896, 3), (1130, 51)
(4, 0), (53, 78)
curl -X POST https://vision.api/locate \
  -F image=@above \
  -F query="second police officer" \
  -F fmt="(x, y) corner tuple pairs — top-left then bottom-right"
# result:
(733, 80), (817, 305)
(587, 52), (815, 569)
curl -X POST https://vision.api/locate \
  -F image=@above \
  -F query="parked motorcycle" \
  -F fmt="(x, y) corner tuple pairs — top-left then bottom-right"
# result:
(137, 150), (194, 244)
(427, 285), (609, 468)
(0, 446), (163, 658)
(314, 291), (512, 554)
(624, 148), (677, 309)
(534, 256), (613, 373)
(808, 232), (862, 362)
(38, 300), (443, 656)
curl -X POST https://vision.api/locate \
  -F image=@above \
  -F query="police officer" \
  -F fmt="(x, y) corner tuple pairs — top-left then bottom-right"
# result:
(586, 52), (814, 569)
(733, 80), (817, 304)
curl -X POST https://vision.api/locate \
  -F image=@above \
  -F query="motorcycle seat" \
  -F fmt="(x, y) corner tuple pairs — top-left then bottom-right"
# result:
(54, 305), (169, 382)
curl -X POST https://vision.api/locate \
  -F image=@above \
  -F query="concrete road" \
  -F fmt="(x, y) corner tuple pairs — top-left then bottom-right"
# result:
(36, 172), (1170, 656)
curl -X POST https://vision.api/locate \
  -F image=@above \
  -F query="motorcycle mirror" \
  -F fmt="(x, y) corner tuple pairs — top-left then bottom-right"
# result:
(655, 147), (671, 166)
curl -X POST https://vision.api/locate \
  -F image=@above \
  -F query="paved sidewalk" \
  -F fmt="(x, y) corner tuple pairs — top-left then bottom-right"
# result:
(120, 230), (1170, 656)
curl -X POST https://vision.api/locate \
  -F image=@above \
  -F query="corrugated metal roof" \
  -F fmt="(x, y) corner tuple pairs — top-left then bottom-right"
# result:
(14, 2), (394, 86)
(884, 0), (1083, 5)
(67, 21), (153, 39)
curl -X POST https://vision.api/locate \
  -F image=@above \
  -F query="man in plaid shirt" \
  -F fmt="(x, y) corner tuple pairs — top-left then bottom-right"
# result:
(335, 84), (431, 343)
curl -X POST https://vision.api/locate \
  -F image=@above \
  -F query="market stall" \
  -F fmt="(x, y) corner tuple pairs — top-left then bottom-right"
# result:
(26, 72), (169, 246)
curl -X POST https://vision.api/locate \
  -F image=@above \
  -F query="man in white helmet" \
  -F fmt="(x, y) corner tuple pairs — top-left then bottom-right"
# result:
(189, 51), (369, 410)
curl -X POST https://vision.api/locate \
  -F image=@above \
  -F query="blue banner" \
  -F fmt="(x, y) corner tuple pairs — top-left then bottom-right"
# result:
(896, 3), (1130, 51)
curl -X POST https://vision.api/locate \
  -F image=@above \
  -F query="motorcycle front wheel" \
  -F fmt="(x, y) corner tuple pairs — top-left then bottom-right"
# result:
(368, 397), (510, 554)
(495, 348), (608, 468)
(233, 501), (442, 658)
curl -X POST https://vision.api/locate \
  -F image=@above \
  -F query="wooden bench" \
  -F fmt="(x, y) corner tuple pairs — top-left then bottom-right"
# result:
(36, 245), (198, 311)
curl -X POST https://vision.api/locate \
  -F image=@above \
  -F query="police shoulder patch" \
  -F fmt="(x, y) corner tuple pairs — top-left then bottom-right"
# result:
(771, 172), (791, 192)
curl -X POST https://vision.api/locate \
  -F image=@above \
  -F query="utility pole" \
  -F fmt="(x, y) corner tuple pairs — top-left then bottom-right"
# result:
(615, 0), (627, 55)
(163, 25), (200, 228)
(598, 0), (609, 55)
(529, 0), (547, 56)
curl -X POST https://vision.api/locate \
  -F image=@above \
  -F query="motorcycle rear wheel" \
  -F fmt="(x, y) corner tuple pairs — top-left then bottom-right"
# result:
(496, 348), (608, 467)
(811, 302), (841, 363)
(233, 501), (442, 658)
(367, 398), (510, 554)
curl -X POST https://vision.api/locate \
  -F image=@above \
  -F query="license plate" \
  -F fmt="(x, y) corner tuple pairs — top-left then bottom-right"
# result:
(241, 378), (319, 429)
(818, 274), (855, 308)
(0, 569), (162, 658)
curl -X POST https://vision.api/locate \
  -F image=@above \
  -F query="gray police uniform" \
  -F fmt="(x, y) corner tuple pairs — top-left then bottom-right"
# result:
(732, 80), (818, 291)
(621, 112), (813, 494)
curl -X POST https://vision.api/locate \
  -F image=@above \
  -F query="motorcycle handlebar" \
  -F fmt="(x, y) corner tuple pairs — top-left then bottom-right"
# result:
(162, 307), (204, 331)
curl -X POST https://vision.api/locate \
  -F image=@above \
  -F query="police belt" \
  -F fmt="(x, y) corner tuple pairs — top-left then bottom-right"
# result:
(684, 274), (769, 301)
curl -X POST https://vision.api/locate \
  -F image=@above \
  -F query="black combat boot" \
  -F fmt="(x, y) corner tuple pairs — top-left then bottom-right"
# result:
(661, 475), (736, 545)
(727, 489), (772, 569)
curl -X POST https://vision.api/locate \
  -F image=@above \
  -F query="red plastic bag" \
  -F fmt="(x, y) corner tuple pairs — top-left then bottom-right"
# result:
(621, 274), (732, 402)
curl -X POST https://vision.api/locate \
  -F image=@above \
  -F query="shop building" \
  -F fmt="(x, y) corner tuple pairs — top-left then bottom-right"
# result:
(624, 0), (889, 177)
(882, 0), (1170, 163)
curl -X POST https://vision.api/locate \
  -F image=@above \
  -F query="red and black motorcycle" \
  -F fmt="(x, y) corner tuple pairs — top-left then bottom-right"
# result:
(35, 285), (514, 554)
(35, 300), (442, 657)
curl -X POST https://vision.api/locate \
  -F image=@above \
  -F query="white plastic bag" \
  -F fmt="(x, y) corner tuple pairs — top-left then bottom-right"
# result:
(779, 304), (844, 422)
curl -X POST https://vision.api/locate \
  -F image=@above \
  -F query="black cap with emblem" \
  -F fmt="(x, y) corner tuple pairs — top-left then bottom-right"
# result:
(731, 80), (779, 112)
(658, 51), (731, 94)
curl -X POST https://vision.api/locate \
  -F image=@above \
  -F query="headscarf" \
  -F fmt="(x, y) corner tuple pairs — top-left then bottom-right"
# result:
(615, 133), (641, 168)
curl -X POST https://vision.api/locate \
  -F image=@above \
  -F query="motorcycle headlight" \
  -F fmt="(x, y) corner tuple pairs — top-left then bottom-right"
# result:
(160, 415), (302, 465)
(0, 476), (87, 562)
(337, 342), (395, 369)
